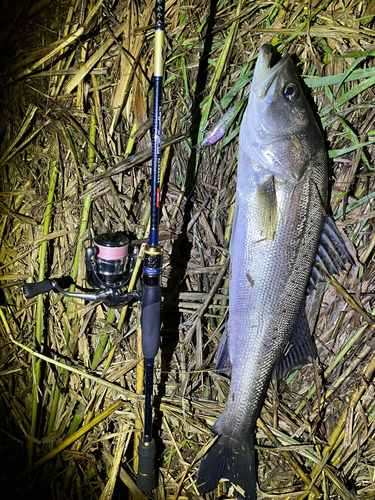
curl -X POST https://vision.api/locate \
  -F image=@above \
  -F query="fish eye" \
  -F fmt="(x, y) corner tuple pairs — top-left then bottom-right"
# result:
(283, 83), (299, 101)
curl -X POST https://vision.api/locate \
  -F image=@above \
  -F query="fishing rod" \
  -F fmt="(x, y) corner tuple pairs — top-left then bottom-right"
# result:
(22, 0), (166, 492)
(136, 0), (165, 492)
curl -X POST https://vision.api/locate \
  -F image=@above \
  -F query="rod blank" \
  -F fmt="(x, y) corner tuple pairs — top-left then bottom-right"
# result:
(136, 0), (165, 492)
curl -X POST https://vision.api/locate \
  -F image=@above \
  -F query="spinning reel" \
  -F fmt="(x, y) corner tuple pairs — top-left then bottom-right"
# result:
(22, 232), (141, 307)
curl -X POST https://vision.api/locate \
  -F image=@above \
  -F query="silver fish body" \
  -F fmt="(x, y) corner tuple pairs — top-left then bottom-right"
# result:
(198, 45), (328, 499)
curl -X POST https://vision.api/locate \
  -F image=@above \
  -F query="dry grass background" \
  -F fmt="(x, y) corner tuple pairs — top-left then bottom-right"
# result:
(1, 0), (375, 499)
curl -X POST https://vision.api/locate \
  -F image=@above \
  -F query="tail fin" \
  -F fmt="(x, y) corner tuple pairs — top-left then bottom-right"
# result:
(197, 433), (256, 499)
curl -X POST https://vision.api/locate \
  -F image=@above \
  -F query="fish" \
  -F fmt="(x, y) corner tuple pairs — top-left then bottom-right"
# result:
(197, 44), (350, 499)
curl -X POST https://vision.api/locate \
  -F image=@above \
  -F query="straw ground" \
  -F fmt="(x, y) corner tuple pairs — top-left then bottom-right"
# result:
(1, 1), (375, 499)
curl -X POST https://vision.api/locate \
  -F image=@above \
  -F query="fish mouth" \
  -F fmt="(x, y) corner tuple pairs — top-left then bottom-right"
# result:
(252, 45), (289, 104)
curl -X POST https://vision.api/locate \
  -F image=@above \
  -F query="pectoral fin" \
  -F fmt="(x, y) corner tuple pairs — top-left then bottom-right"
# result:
(257, 176), (278, 241)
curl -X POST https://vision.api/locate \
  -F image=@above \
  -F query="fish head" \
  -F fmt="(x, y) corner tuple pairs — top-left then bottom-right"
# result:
(240, 44), (324, 183)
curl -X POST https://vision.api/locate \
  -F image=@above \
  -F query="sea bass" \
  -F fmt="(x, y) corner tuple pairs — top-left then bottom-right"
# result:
(197, 45), (348, 498)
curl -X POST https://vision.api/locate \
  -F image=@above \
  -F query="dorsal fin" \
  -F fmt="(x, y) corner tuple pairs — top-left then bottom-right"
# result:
(273, 308), (316, 380)
(275, 217), (352, 379)
(307, 217), (352, 294)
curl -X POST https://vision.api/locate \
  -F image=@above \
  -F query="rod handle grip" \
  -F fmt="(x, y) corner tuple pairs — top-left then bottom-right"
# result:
(137, 439), (157, 492)
(141, 284), (161, 358)
(22, 280), (54, 299)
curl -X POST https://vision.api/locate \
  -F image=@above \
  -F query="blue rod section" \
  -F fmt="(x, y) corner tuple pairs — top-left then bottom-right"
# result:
(149, 75), (163, 248)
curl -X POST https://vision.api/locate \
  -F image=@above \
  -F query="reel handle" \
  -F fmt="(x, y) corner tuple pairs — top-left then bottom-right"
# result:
(21, 278), (141, 306)
(22, 279), (107, 301)
(22, 280), (54, 299)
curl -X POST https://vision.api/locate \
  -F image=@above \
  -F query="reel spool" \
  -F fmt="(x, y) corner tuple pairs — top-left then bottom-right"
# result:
(86, 233), (130, 288)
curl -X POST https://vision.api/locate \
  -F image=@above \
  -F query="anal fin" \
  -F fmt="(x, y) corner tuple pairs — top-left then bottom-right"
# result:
(216, 327), (231, 375)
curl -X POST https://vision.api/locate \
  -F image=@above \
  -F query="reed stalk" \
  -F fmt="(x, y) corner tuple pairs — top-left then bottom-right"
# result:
(29, 160), (59, 466)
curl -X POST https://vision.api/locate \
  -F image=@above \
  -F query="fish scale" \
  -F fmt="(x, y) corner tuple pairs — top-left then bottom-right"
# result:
(196, 44), (345, 499)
